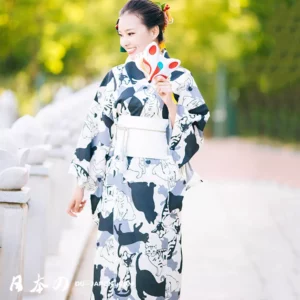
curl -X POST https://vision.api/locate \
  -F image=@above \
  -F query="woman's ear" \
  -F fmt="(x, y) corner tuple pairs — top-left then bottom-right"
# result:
(151, 25), (160, 40)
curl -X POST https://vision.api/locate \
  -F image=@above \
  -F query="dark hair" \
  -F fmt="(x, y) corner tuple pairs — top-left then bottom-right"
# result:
(119, 0), (166, 44)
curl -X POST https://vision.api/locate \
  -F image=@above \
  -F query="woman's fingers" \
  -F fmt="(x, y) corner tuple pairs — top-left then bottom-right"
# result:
(77, 200), (87, 212)
(67, 201), (77, 217)
(67, 199), (87, 217)
(155, 81), (171, 86)
(74, 199), (80, 213)
(154, 75), (167, 83)
(155, 82), (170, 87)
(76, 199), (87, 211)
(157, 85), (172, 95)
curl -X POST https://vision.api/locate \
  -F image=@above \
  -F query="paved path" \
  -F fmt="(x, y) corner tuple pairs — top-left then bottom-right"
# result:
(181, 180), (300, 300)
(192, 138), (300, 188)
(69, 138), (300, 300)
(67, 226), (96, 300)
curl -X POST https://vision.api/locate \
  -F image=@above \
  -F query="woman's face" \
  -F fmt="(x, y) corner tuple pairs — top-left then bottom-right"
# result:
(118, 13), (159, 59)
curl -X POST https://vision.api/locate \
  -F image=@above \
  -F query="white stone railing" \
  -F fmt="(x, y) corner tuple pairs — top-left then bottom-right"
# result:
(0, 188), (30, 300)
(0, 83), (99, 299)
(0, 130), (31, 299)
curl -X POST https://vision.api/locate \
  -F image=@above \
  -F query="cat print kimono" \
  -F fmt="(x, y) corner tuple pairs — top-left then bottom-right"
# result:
(69, 49), (210, 300)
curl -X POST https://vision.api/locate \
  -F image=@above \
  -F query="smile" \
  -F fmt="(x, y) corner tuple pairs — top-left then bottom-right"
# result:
(126, 48), (137, 54)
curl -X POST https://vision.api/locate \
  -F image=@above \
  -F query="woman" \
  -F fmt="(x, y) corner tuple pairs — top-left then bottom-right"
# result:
(67, 0), (210, 299)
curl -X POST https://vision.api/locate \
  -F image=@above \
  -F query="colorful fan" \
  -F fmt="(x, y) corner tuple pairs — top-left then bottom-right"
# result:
(135, 42), (181, 83)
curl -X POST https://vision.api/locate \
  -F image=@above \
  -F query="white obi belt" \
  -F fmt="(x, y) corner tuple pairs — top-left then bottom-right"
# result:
(113, 115), (169, 160)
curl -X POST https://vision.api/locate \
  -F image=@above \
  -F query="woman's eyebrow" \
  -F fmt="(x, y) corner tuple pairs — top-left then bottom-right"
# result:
(118, 28), (135, 33)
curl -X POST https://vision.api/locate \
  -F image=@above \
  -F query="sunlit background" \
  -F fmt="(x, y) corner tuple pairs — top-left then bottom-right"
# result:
(1, 0), (299, 144)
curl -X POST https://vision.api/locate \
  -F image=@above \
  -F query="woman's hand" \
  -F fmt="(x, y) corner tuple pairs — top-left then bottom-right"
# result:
(153, 75), (174, 107)
(154, 76), (177, 127)
(67, 186), (87, 217)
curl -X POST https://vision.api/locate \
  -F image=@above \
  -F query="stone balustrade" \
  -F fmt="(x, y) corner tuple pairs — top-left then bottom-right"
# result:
(0, 82), (98, 299)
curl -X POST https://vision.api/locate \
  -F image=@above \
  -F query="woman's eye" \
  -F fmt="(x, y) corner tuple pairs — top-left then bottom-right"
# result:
(118, 32), (134, 37)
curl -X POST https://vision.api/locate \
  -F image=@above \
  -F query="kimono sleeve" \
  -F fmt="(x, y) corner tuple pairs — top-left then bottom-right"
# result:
(68, 70), (116, 194)
(169, 69), (210, 168)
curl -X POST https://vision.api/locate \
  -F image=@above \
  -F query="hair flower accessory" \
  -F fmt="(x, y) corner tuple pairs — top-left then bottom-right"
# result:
(154, 2), (174, 30)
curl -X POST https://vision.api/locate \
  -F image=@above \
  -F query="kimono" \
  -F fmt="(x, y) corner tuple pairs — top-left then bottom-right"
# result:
(69, 49), (210, 300)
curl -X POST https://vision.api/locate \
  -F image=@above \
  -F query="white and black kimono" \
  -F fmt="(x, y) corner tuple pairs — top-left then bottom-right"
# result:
(69, 49), (210, 300)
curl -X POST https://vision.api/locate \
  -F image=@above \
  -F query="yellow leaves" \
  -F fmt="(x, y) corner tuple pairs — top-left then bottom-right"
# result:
(45, 60), (64, 75)
(258, 74), (271, 93)
(62, 3), (84, 23)
(199, 50), (217, 72)
(39, 40), (66, 74)
(211, 32), (241, 60)
(44, 23), (57, 36)
(169, 0), (262, 74)
(229, 0), (250, 14)
(98, 0), (117, 14)
(227, 14), (260, 33)
(0, 14), (9, 26)
(183, 28), (198, 46)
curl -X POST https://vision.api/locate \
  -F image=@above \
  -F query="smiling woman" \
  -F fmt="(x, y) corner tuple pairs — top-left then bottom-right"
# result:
(67, 0), (210, 299)
(116, 0), (174, 54)
(116, 1), (166, 58)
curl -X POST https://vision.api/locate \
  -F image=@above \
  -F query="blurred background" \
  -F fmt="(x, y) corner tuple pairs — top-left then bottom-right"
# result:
(1, 1), (300, 299)
(1, 0), (299, 144)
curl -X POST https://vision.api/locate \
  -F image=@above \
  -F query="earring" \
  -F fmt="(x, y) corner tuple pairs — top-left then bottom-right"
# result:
(159, 41), (166, 50)
(120, 46), (126, 52)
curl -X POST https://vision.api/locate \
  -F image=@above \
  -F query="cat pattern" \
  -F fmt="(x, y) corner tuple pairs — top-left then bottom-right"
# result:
(114, 223), (149, 248)
(128, 157), (146, 179)
(164, 275), (180, 299)
(82, 103), (101, 139)
(73, 162), (97, 191)
(99, 185), (115, 218)
(115, 250), (136, 297)
(175, 75), (194, 94)
(151, 202), (181, 260)
(128, 182), (158, 224)
(90, 148), (107, 178)
(152, 160), (169, 181)
(99, 236), (115, 264)
(136, 253), (166, 300)
(119, 73), (131, 86)
(106, 155), (122, 177)
(145, 243), (167, 277)
(115, 189), (136, 221)
(182, 96), (203, 111)
(152, 160), (180, 188)
(141, 86), (160, 118)
(169, 133), (182, 150)
(106, 278), (114, 299)
(178, 116), (193, 132)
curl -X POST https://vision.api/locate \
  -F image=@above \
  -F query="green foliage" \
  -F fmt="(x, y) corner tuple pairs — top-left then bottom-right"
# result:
(0, 0), (262, 81)
(236, 0), (300, 143)
(0, 0), (126, 113)
(0, 0), (123, 78)
(0, 0), (297, 129)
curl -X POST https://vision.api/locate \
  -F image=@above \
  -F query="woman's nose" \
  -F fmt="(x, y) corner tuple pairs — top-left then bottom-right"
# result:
(121, 37), (130, 48)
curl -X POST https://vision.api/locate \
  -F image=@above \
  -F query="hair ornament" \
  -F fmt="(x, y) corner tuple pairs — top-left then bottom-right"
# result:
(154, 2), (174, 30)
